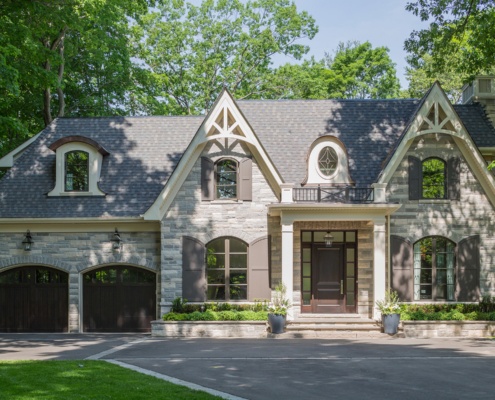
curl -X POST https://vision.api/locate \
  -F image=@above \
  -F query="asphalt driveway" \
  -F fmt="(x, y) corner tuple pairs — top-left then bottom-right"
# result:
(1, 335), (494, 400)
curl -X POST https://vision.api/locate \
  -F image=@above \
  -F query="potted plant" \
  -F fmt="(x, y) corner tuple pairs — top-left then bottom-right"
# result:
(376, 289), (401, 335)
(267, 283), (291, 334)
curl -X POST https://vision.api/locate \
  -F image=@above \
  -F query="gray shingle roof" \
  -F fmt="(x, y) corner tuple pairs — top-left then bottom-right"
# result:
(1, 99), (494, 219)
(0, 116), (203, 218)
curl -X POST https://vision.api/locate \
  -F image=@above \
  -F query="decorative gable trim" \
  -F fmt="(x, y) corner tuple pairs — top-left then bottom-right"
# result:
(143, 88), (283, 220)
(379, 82), (495, 207)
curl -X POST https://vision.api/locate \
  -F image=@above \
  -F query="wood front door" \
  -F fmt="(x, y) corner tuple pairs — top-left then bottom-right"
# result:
(311, 244), (345, 313)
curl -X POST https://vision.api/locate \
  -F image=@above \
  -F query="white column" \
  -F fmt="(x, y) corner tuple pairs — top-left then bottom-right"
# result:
(371, 183), (387, 203)
(280, 183), (294, 203)
(281, 220), (294, 320)
(373, 218), (387, 320)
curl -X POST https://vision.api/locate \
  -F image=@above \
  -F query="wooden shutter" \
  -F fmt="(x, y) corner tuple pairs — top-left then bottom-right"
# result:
(182, 236), (206, 302)
(390, 235), (413, 301)
(201, 157), (214, 201)
(447, 157), (461, 200)
(248, 236), (271, 301)
(456, 235), (480, 301)
(408, 156), (421, 200)
(239, 158), (252, 201)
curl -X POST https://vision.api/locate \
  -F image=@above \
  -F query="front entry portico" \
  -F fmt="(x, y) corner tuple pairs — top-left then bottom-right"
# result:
(269, 186), (400, 320)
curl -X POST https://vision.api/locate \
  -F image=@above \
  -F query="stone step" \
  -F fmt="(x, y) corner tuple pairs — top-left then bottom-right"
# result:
(286, 323), (381, 331)
(291, 318), (375, 324)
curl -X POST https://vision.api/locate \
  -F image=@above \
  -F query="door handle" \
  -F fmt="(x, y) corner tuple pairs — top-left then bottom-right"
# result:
(340, 280), (344, 295)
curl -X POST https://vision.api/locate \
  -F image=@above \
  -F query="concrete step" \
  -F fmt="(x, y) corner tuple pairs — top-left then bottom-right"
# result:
(286, 323), (381, 331)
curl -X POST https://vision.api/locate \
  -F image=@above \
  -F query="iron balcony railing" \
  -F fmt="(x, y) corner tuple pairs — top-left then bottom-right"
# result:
(293, 186), (374, 203)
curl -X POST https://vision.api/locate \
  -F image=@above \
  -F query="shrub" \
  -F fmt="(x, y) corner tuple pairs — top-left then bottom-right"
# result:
(162, 310), (267, 321)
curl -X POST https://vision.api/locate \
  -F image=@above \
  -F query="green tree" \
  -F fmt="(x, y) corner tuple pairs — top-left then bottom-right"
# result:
(325, 41), (400, 99)
(405, 0), (495, 78)
(131, 0), (317, 114)
(406, 53), (467, 103)
(0, 0), (153, 158)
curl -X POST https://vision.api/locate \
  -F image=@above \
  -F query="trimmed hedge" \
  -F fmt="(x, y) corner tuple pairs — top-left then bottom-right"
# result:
(163, 310), (268, 321)
(400, 299), (495, 321)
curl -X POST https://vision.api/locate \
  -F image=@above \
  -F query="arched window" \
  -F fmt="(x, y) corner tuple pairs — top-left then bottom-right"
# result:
(413, 236), (455, 301)
(216, 159), (237, 199)
(65, 151), (89, 191)
(206, 237), (247, 300)
(422, 158), (446, 199)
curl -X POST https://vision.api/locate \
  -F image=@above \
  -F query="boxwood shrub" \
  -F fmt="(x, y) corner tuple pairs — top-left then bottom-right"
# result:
(400, 297), (495, 321)
(163, 310), (268, 321)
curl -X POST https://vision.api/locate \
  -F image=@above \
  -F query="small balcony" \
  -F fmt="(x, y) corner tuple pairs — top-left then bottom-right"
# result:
(292, 185), (374, 204)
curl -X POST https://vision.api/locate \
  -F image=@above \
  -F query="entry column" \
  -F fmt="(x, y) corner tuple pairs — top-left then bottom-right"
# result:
(281, 219), (294, 320)
(373, 218), (386, 320)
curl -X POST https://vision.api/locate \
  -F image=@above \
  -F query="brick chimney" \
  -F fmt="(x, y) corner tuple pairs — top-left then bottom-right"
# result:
(462, 76), (495, 127)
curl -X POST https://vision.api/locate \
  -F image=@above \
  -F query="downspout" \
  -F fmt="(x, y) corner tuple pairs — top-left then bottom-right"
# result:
(387, 215), (391, 291)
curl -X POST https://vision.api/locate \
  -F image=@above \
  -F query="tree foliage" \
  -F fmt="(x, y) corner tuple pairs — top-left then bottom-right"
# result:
(131, 0), (317, 114)
(405, 0), (495, 78)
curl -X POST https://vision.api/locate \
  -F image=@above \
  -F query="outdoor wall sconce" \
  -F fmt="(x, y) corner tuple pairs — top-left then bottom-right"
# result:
(22, 230), (33, 251)
(324, 231), (334, 248)
(111, 228), (123, 250)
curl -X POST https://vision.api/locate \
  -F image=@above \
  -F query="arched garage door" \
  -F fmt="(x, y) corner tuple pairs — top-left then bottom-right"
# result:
(83, 266), (156, 332)
(0, 266), (68, 332)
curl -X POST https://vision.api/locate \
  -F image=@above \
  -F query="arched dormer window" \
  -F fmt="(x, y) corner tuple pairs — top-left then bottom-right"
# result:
(304, 136), (352, 185)
(216, 159), (237, 199)
(422, 158), (446, 199)
(65, 151), (89, 192)
(48, 136), (108, 197)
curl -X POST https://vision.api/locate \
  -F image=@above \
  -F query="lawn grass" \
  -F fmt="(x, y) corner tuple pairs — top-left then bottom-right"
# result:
(0, 360), (221, 399)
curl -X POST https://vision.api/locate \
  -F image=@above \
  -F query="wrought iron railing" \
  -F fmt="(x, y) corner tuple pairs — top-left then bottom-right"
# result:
(293, 186), (374, 203)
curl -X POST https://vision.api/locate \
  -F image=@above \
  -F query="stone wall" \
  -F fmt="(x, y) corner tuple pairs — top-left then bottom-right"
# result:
(387, 133), (495, 296)
(0, 230), (160, 332)
(160, 141), (279, 314)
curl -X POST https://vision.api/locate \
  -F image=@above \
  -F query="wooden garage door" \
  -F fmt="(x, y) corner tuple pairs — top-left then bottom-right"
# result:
(83, 266), (156, 332)
(0, 266), (68, 332)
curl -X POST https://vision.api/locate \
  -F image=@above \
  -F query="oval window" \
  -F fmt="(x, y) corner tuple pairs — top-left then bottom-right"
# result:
(318, 146), (338, 176)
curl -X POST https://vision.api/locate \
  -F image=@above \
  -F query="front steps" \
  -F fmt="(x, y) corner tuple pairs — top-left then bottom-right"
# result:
(272, 313), (395, 339)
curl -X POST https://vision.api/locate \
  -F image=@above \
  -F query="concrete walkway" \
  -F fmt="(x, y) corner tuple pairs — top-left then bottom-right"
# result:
(1, 334), (494, 400)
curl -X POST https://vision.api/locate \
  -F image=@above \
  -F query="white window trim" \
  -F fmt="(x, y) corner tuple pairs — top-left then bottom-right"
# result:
(306, 137), (352, 185)
(48, 142), (105, 197)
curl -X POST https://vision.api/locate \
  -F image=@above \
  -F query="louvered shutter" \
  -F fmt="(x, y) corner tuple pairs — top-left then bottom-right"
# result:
(390, 235), (413, 301)
(182, 236), (206, 302)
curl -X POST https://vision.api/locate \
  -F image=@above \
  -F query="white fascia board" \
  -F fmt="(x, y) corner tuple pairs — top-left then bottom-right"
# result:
(143, 90), (284, 221)
(268, 203), (402, 223)
(0, 130), (44, 168)
(0, 217), (159, 233)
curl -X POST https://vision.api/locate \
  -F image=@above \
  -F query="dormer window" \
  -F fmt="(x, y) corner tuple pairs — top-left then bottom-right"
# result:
(65, 151), (89, 192)
(304, 137), (352, 185)
(48, 136), (109, 197)
(318, 147), (338, 177)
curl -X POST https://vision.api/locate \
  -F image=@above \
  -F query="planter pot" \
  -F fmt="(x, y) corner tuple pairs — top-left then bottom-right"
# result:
(268, 313), (286, 334)
(382, 313), (400, 335)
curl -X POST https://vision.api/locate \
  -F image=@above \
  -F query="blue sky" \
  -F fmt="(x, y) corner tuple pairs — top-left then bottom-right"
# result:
(274, 0), (429, 88)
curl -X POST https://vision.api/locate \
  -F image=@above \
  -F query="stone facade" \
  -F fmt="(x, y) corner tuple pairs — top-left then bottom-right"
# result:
(387, 133), (495, 296)
(0, 229), (160, 332)
(159, 141), (279, 314)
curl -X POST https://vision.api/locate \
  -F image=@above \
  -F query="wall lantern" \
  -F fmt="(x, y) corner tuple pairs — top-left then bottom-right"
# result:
(111, 228), (123, 250)
(324, 231), (334, 248)
(22, 230), (33, 251)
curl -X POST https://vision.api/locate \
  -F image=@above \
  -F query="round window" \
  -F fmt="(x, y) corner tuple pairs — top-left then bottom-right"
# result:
(318, 146), (338, 176)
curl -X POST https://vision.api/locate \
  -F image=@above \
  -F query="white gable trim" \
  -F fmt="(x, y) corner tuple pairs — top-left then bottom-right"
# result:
(0, 130), (44, 168)
(378, 83), (495, 207)
(143, 89), (284, 221)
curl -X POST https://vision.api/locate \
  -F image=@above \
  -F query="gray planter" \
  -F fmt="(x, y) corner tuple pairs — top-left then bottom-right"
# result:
(268, 313), (286, 334)
(382, 313), (400, 335)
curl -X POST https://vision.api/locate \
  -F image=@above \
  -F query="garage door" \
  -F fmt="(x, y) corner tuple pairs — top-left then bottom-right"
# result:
(83, 266), (156, 332)
(0, 266), (68, 332)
